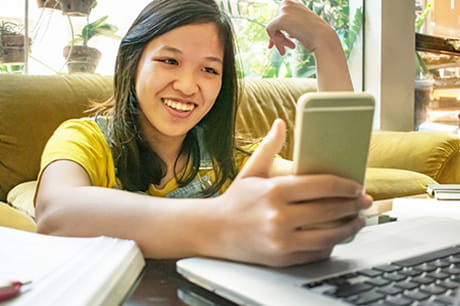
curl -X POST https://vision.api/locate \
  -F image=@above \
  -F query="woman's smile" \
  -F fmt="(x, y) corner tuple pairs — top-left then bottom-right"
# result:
(162, 98), (197, 113)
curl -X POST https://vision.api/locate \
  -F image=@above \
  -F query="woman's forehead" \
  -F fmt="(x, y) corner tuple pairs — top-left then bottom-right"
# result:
(143, 23), (224, 60)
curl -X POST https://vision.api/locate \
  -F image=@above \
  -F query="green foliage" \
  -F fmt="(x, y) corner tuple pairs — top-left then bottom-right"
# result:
(0, 64), (24, 73)
(69, 16), (120, 47)
(415, 3), (432, 32)
(219, 0), (363, 78)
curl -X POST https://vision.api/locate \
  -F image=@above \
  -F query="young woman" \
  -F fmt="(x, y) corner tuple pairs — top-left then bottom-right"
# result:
(35, 0), (372, 267)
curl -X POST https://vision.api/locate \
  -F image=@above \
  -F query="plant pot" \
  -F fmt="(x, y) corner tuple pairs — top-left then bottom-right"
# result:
(63, 45), (101, 73)
(59, 0), (96, 17)
(36, 0), (62, 9)
(414, 79), (434, 128)
(0, 35), (32, 65)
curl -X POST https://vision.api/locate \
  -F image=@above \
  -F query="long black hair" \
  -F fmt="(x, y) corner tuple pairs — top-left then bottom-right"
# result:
(94, 0), (240, 196)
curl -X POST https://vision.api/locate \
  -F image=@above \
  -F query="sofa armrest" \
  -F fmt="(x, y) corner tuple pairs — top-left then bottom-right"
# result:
(368, 131), (460, 184)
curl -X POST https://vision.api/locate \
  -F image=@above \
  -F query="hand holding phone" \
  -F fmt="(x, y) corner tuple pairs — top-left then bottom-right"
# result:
(292, 92), (374, 241)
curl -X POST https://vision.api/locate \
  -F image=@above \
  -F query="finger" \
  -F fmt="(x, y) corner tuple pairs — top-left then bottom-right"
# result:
(266, 30), (295, 55)
(277, 36), (296, 50)
(289, 216), (365, 252)
(286, 195), (373, 229)
(237, 119), (286, 179)
(270, 174), (364, 203)
(267, 248), (333, 267)
(267, 31), (287, 55)
(276, 44), (285, 56)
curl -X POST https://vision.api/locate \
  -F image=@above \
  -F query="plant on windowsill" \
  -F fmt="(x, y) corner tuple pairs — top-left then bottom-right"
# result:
(63, 15), (119, 73)
(0, 21), (32, 65)
(414, 2), (433, 128)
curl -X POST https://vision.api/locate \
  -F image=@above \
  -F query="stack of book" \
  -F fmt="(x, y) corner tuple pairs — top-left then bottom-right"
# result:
(427, 184), (460, 200)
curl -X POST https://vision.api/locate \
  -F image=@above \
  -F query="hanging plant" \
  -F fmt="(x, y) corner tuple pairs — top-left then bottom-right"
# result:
(59, 0), (97, 17)
(36, 0), (62, 10)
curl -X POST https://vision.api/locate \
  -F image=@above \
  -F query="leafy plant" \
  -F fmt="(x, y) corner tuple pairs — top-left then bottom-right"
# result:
(0, 21), (22, 36)
(69, 15), (120, 47)
(0, 64), (23, 73)
(219, 0), (363, 78)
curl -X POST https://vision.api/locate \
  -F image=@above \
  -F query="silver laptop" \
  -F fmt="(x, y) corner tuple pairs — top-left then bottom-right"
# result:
(177, 216), (460, 306)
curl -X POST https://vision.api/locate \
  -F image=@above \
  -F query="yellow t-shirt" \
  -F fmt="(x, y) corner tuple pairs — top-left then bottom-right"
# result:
(40, 118), (252, 197)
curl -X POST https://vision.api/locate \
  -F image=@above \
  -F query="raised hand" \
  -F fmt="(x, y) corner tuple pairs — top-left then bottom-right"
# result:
(266, 0), (335, 55)
(265, 0), (354, 91)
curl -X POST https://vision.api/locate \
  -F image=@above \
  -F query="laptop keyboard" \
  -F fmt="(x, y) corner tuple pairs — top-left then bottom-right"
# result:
(303, 245), (460, 305)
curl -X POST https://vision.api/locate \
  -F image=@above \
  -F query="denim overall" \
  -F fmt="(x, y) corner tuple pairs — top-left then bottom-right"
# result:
(94, 116), (217, 198)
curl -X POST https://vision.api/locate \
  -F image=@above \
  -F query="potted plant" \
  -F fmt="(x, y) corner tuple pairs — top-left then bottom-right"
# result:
(59, 0), (97, 17)
(63, 15), (119, 73)
(0, 21), (32, 65)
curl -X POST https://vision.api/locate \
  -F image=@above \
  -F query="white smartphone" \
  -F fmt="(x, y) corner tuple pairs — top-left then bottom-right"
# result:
(292, 92), (375, 185)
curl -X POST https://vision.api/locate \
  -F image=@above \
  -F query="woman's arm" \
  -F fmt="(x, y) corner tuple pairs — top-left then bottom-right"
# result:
(35, 160), (217, 258)
(36, 120), (371, 267)
(266, 0), (353, 91)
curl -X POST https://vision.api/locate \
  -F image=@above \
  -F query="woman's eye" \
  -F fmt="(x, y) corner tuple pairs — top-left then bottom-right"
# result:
(202, 67), (218, 75)
(161, 58), (178, 65)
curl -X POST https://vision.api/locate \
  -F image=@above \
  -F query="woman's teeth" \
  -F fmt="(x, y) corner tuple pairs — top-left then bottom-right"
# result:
(163, 99), (195, 112)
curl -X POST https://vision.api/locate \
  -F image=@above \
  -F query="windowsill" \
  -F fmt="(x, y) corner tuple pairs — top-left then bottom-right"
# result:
(417, 121), (459, 134)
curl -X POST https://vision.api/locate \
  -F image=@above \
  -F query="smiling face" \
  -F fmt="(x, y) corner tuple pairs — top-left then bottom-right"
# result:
(135, 22), (224, 146)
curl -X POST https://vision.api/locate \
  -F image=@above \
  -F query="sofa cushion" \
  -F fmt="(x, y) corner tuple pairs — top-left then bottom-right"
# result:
(0, 74), (113, 202)
(365, 167), (436, 201)
(369, 131), (460, 184)
(7, 181), (36, 219)
(0, 201), (36, 232)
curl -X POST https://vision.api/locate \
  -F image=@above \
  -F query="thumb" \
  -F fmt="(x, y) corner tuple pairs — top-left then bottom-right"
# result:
(238, 118), (286, 178)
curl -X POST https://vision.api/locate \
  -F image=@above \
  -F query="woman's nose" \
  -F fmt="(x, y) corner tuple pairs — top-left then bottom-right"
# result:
(172, 71), (198, 96)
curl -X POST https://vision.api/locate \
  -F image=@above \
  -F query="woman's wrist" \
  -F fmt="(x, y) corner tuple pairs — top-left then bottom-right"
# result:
(310, 26), (342, 54)
(188, 196), (227, 258)
(312, 28), (354, 91)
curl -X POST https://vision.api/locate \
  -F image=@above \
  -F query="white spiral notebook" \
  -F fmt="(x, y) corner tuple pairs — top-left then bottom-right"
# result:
(1, 227), (145, 306)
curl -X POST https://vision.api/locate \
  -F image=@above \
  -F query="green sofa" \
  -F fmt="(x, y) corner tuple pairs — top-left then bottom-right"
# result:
(1, 74), (459, 232)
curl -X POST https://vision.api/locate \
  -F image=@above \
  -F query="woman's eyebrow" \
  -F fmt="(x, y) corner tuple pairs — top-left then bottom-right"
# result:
(160, 45), (223, 64)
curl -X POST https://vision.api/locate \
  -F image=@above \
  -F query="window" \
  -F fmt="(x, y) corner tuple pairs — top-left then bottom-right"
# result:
(1, 0), (364, 83)
(416, 0), (460, 131)
(0, 1), (147, 75)
(218, 0), (364, 86)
